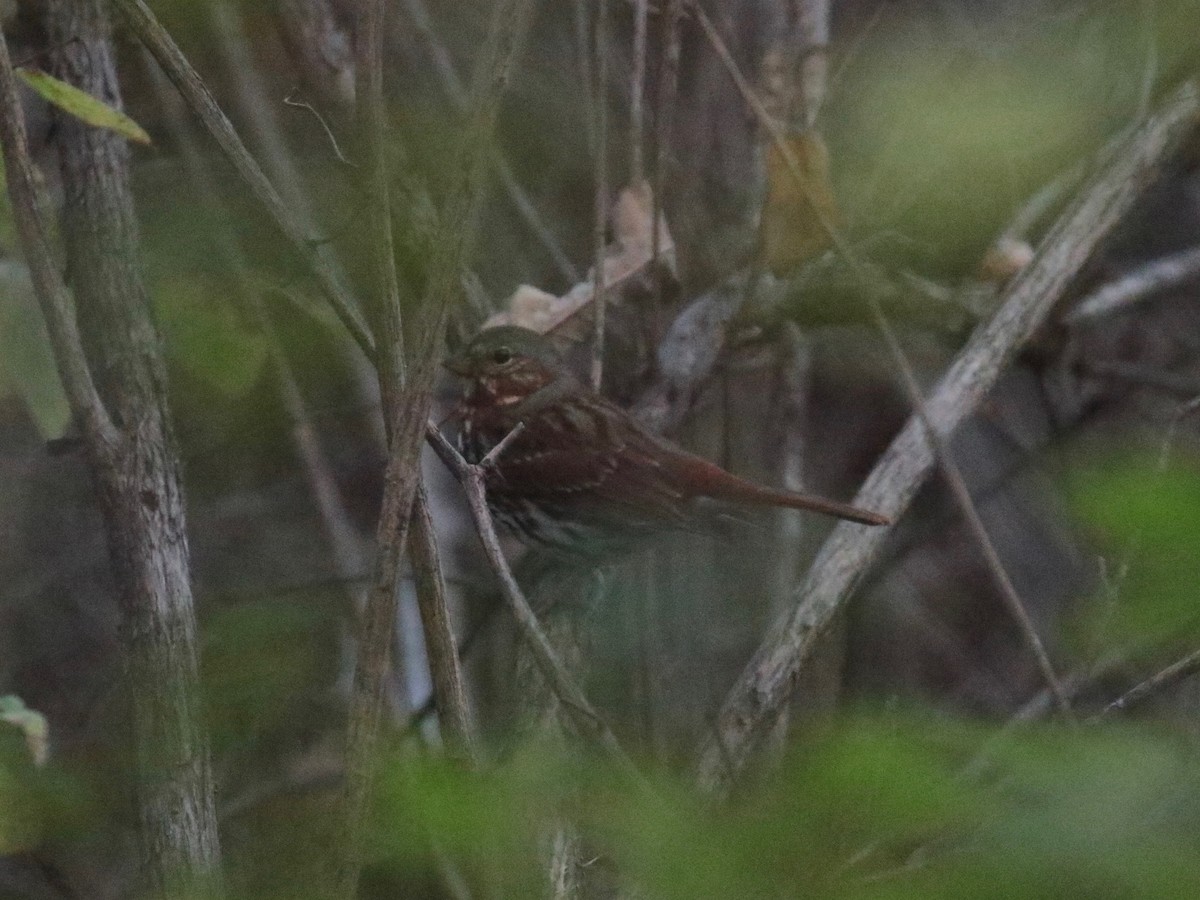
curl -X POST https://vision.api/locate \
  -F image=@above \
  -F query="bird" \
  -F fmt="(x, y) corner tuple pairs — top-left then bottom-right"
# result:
(444, 325), (889, 558)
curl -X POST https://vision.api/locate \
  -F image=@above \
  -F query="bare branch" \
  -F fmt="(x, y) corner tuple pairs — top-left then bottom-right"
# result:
(339, 0), (539, 892)
(629, 0), (649, 184)
(1093, 648), (1200, 719)
(408, 485), (478, 761)
(1067, 244), (1200, 323)
(694, 81), (1200, 794)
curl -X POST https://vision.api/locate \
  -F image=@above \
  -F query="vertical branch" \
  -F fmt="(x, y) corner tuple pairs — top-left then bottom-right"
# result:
(0, 29), (113, 451)
(339, 0), (538, 894)
(408, 487), (477, 761)
(1, 1), (223, 892)
(591, 0), (610, 391)
(339, 0), (407, 892)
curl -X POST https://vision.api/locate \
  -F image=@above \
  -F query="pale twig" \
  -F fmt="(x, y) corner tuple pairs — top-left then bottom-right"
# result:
(283, 88), (356, 167)
(114, 0), (375, 358)
(794, 0), (830, 129)
(1066, 244), (1200, 323)
(481, 420), (527, 466)
(694, 81), (1200, 794)
(592, 0), (610, 391)
(425, 423), (643, 780)
(1093, 648), (1200, 720)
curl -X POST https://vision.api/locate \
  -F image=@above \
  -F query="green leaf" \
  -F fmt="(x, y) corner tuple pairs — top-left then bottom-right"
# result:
(16, 68), (151, 145)
(0, 696), (48, 767)
(1068, 456), (1200, 644)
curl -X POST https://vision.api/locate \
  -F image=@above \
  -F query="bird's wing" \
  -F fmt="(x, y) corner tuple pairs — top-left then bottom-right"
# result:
(487, 399), (691, 526)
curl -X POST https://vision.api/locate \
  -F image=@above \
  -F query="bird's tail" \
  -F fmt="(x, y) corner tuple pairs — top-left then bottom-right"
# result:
(684, 456), (891, 527)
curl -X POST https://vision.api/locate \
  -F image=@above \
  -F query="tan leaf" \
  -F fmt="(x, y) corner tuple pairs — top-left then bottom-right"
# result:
(759, 132), (839, 274)
(487, 181), (675, 336)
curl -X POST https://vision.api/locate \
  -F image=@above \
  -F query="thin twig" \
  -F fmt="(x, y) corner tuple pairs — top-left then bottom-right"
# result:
(425, 424), (643, 780)
(283, 88), (356, 167)
(1093, 648), (1200, 720)
(113, 0), (375, 358)
(1067, 244), (1200, 323)
(481, 420), (527, 466)
(794, 0), (830, 129)
(592, 0), (610, 391)
(694, 81), (1200, 794)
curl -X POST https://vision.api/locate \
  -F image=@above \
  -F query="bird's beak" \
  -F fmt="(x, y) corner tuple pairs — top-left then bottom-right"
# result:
(443, 350), (473, 378)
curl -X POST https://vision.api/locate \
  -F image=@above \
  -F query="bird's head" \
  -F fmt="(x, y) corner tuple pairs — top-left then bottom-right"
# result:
(444, 325), (567, 407)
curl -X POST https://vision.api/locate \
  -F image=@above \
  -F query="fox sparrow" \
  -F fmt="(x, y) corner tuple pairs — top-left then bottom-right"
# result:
(444, 326), (889, 557)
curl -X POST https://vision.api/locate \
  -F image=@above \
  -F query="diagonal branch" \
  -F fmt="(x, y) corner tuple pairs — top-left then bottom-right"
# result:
(1093, 647), (1200, 720)
(694, 81), (1200, 794)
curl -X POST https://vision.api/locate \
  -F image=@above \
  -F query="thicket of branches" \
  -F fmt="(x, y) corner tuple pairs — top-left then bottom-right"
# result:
(2, 0), (1200, 897)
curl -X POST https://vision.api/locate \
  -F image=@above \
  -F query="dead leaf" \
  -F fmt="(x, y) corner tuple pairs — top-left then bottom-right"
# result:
(978, 236), (1034, 282)
(0, 695), (48, 767)
(487, 181), (676, 336)
(759, 132), (839, 274)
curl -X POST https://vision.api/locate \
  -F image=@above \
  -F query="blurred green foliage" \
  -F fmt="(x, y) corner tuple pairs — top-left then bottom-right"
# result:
(356, 712), (1200, 899)
(1068, 454), (1200, 648)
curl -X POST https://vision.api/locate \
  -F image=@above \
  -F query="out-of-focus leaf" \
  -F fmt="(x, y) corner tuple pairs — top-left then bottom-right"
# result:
(760, 132), (840, 274)
(17, 68), (151, 145)
(0, 264), (71, 437)
(154, 277), (268, 397)
(1068, 457), (1200, 644)
(0, 696), (48, 767)
(363, 711), (1200, 900)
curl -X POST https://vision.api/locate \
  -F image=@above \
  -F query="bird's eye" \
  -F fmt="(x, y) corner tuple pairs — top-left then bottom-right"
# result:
(491, 346), (513, 365)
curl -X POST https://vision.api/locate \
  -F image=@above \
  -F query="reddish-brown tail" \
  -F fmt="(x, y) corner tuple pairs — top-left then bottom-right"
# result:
(681, 455), (891, 527)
